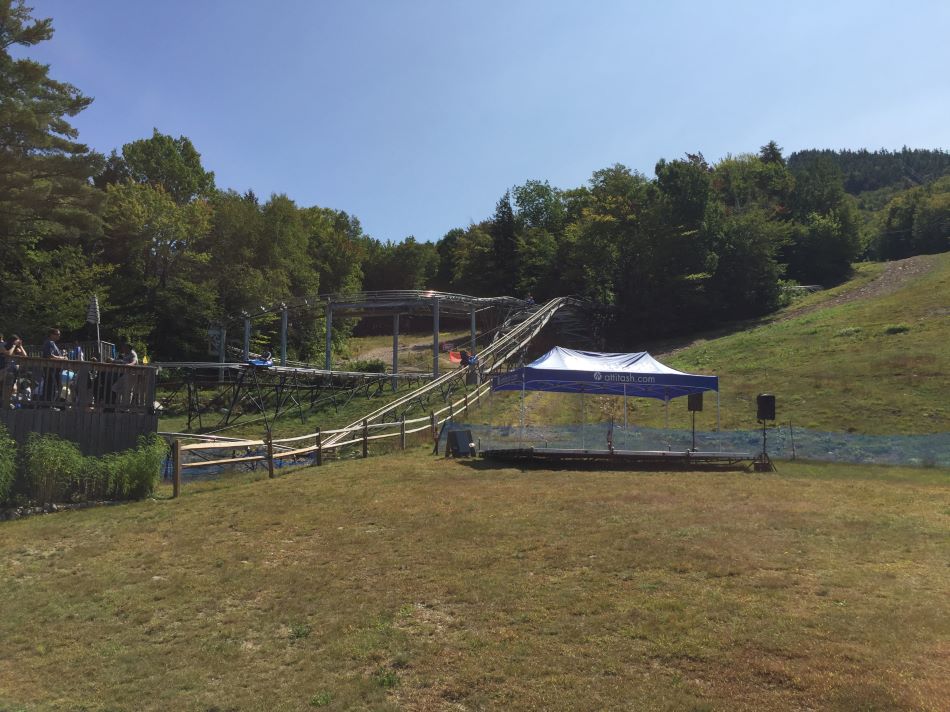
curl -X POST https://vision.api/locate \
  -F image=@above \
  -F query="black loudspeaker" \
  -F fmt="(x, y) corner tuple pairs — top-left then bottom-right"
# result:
(757, 393), (776, 421)
(687, 393), (703, 412)
(447, 430), (476, 457)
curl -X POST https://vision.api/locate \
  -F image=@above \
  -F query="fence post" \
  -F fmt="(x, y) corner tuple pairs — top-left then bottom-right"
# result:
(172, 439), (182, 498)
(430, 411), (438, 448)
(362, 419), (369, 458)
(315, 428), (322, 466)
(266, 435), (275, 478)
(400, 416), (406, 450)
(464, 391), (469, 414)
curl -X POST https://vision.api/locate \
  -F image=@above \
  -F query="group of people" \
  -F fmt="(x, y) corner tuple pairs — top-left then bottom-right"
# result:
(1, 327), (141, 406)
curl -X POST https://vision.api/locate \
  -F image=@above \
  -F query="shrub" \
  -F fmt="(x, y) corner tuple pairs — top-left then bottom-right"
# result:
(349, 359), (387, 374)
(22, 433), (84, 505)
(115, 434), (168, 499)
(87, 434), (167, 500)
(20, 433), (168, 504)
(883, 323), (910, 335)
(834, 327), (862, 338)
(0, 423), (15, 504)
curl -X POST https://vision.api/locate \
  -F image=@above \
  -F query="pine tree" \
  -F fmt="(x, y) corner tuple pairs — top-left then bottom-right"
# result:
(0, 0), (105, 336)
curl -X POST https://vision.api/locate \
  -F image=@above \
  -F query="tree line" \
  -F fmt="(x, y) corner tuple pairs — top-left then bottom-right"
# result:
(2, 1), (946, 361)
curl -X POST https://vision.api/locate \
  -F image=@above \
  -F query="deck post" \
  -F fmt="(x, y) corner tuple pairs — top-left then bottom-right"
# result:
(243, 316), (251, 362)
(172, 439), (182, 498)
(432, 298), (440, 378)
(218, 325), (227, 383)
(392, 312), (399, 391)
(470, 305), (476, 356)
(266, 436), (275, 478)
(280, 306), (288, 367)
(324, 303), (333, 370)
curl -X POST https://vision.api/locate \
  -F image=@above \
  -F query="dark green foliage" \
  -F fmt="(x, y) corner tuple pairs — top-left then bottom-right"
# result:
(489, 191), (517, 293)
(348, 359), (387, 373)
(361, 237), (438, 291)
(873, 176), (950, 259)
(18, 433), (168, 505)
(788, 147), (950, 194)
(0, 424), (15, 504)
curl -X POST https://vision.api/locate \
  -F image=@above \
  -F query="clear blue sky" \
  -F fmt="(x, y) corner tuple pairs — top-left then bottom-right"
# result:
(25, 0), (950, 243)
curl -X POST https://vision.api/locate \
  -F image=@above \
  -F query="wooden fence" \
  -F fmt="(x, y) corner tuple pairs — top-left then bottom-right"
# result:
(168, 380), (493, 497)
(1, 356), (158, 455)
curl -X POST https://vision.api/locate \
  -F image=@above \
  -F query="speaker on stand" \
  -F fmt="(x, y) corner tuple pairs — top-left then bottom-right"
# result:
(755, 394), (776, 472)
(687, 393), (703, 451)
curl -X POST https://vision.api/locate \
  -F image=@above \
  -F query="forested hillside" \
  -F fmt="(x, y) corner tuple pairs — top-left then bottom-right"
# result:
(2, 1), (947, 361)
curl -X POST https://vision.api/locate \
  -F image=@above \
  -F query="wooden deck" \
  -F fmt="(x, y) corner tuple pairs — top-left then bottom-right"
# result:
(1, 356), (158, 455)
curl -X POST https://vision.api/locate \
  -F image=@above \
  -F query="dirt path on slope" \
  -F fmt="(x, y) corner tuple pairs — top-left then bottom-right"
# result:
(773, 253), (939, 324)
(655, 254), (940, 358)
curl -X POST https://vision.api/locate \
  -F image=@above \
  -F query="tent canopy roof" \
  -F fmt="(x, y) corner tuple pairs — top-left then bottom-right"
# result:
(491, 347), (718, 399)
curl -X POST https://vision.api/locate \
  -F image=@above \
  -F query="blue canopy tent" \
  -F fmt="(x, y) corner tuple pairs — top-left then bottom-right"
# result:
(491, 347), (720, 446)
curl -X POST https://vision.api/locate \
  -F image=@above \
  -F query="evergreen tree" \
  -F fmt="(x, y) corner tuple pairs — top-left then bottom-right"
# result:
(489, 191), (517, 294)
(0, 0), (106, 338)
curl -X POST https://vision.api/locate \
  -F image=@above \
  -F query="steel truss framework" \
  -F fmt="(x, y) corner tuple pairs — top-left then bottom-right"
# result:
(157, 292), (596, 435)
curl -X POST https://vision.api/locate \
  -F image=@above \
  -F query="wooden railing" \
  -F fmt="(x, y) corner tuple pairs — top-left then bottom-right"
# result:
(1, 355), (156, 413)
(167, 380), (494, 497)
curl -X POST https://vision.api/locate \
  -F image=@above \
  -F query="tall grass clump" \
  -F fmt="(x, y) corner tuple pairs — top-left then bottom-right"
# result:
(0, 423), (16, 504)
(22, 433), (84, 505)
(20, 433), (168, 504)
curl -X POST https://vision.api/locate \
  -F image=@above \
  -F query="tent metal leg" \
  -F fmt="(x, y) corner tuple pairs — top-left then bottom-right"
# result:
(717, 389), (721, 452)
(520, 370), (525, 445)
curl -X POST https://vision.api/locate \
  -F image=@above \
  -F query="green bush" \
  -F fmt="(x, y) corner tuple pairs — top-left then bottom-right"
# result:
(22, 433), (84, 505)
(20, 433), (168, 504)
(116, 434), (168, 499)
(0, 423), (15, 505)
(883, 323), (911, 335)
(349, 359), (387, 374)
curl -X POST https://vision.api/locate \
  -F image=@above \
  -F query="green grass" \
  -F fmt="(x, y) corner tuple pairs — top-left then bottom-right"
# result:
(499, 255), (949, 435)
(1, 453), (947, 711)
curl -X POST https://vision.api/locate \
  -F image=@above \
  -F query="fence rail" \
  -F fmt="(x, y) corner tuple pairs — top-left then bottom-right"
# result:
(166, 380), (494, 495)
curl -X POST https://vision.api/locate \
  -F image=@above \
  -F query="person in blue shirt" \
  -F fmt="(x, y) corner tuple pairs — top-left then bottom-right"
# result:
(40, 328), (67, 400)
(41, 328), (66, 360)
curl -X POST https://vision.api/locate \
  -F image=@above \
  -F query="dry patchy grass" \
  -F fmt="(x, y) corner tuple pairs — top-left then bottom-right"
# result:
(1, 454), (948, 711)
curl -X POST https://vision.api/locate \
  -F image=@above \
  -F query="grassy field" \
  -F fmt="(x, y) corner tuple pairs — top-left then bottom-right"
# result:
(501, 254), (949, 435)
(1, 453), (948, 711)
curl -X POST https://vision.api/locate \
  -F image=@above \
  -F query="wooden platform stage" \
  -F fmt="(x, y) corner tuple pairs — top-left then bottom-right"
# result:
(479, 447), (756, 471)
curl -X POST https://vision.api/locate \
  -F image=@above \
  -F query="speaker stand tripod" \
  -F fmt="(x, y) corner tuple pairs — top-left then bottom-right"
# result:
(754, 420), (776, 472)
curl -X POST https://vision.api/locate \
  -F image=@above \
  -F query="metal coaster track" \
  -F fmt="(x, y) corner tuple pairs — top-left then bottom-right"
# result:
(320, 296), (577, 449)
